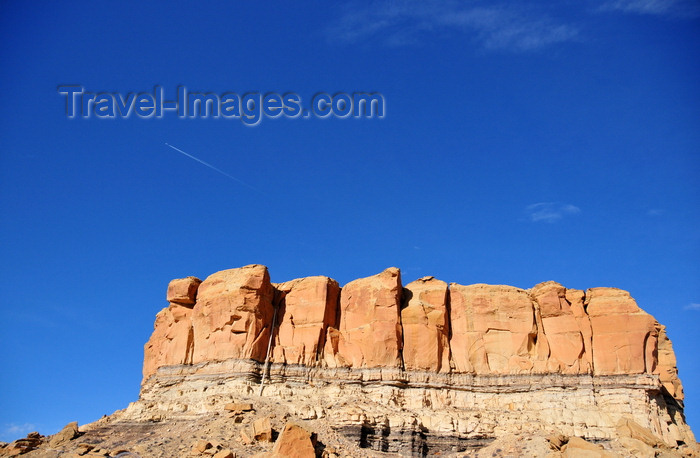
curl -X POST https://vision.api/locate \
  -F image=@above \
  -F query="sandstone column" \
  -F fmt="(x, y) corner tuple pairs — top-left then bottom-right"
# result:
(331, 267), (403, 368)
(191, 265), (274, 364)
(402, 276), (450, 373)
(143, 276), (201, 379)
(272, 276), (340, 366)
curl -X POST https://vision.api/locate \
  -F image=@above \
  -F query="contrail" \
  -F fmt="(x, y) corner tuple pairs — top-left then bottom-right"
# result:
(165, 143), (260, 192)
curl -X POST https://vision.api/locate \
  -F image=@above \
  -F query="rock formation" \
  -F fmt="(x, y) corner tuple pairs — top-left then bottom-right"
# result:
(271, 276), (339, 367)
(449, 283), (542, 374)
(6, 264), (696, 457)
(190, 265), (275, 364)
(142, 267), (686, 399)
(128, 264), (698, 456)
(329, 267), (403, 369)
(401, 276), (450, 373)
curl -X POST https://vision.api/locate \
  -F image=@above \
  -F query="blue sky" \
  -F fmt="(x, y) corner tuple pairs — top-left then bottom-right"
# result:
(1, 0), (698, 441)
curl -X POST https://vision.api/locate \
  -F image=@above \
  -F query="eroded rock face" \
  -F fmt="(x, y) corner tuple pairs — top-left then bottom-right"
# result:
(329, 267), (403, 368)
(586, 287), (658, 376)
(530, 281), (592, 374)
(402, 277), (450, 372)
(143, 276), (202, 378)
(191, 265), (275, 364)
(657, 327), (684, 401)
(449, 284), (538, 374)
(136, 265), (695, 451)
(271, 276), (340, 366)
(143, 303), (194, 379)
(143, 265), (686, 408)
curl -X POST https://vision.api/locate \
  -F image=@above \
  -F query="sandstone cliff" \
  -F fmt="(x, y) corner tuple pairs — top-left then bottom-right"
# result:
(131, 265), (696, 455)
(143, 266), (685, 404)
(4, 265), (696, 458)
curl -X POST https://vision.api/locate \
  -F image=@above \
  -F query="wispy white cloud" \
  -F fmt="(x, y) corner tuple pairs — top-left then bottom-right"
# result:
(328, 1), (579, 51)
(597, 0), (700, 17)
(525, 202), (581, 223)
(2, 423), (36, 441)
(647, 208), (664, 216)
(683, 303), (700, 311)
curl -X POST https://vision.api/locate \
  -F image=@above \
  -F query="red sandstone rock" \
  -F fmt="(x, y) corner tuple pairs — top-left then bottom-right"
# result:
(530, 281), (591, 374)
(192, 439), (213, 453)
(402, 277), (450, 372)
(143, 303), (194, 379)
(450, 284), (536, 374)
(655, 326), (684, 401)
(586, 288), (657, 375)
(142, 265), (685, 406)
(191, 265), (274, 364)
(253, 416), (273, 442)
(565, 288), (594, 371)
(271, 276), (340, 366)
(143, 277), (203, 379)
(331, 267), (403, 368)
(271, 422), (316, 457)
(166, 276), (202, 306)
(322, 327), (345, 368)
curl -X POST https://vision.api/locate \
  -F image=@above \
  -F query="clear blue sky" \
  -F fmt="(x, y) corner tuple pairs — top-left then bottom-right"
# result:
(1, 0), (698, 442)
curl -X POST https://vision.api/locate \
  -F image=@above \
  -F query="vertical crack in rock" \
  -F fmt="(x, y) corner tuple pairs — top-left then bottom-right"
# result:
(184, 326), (194, 365)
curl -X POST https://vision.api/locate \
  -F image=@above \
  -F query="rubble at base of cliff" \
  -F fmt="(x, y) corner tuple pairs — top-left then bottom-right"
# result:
(3, 400), (698, 457)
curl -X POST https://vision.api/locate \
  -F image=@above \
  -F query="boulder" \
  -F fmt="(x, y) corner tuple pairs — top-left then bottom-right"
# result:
(271, 422), (316, 458)
(562, 436), (613, 457)
(618, 437), (657, 458)
(2, 432), (43, 456)
(213, 450), (234, 458)
(253, 416), (273, 442)
(239, 430), (252, 445)
(192, 440), (213, 453)
(401, 277), (450, 372)
(49, 422), (79, 447)
(224, 403), (254, 414)
(616, 417), (666, 448)
(166, 276), (202, 306)
(76, 443), (95, 455)
(546, 433), (568, 450)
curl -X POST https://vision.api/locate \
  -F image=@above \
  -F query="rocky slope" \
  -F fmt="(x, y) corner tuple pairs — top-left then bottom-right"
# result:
(4, 265), (697, 457)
